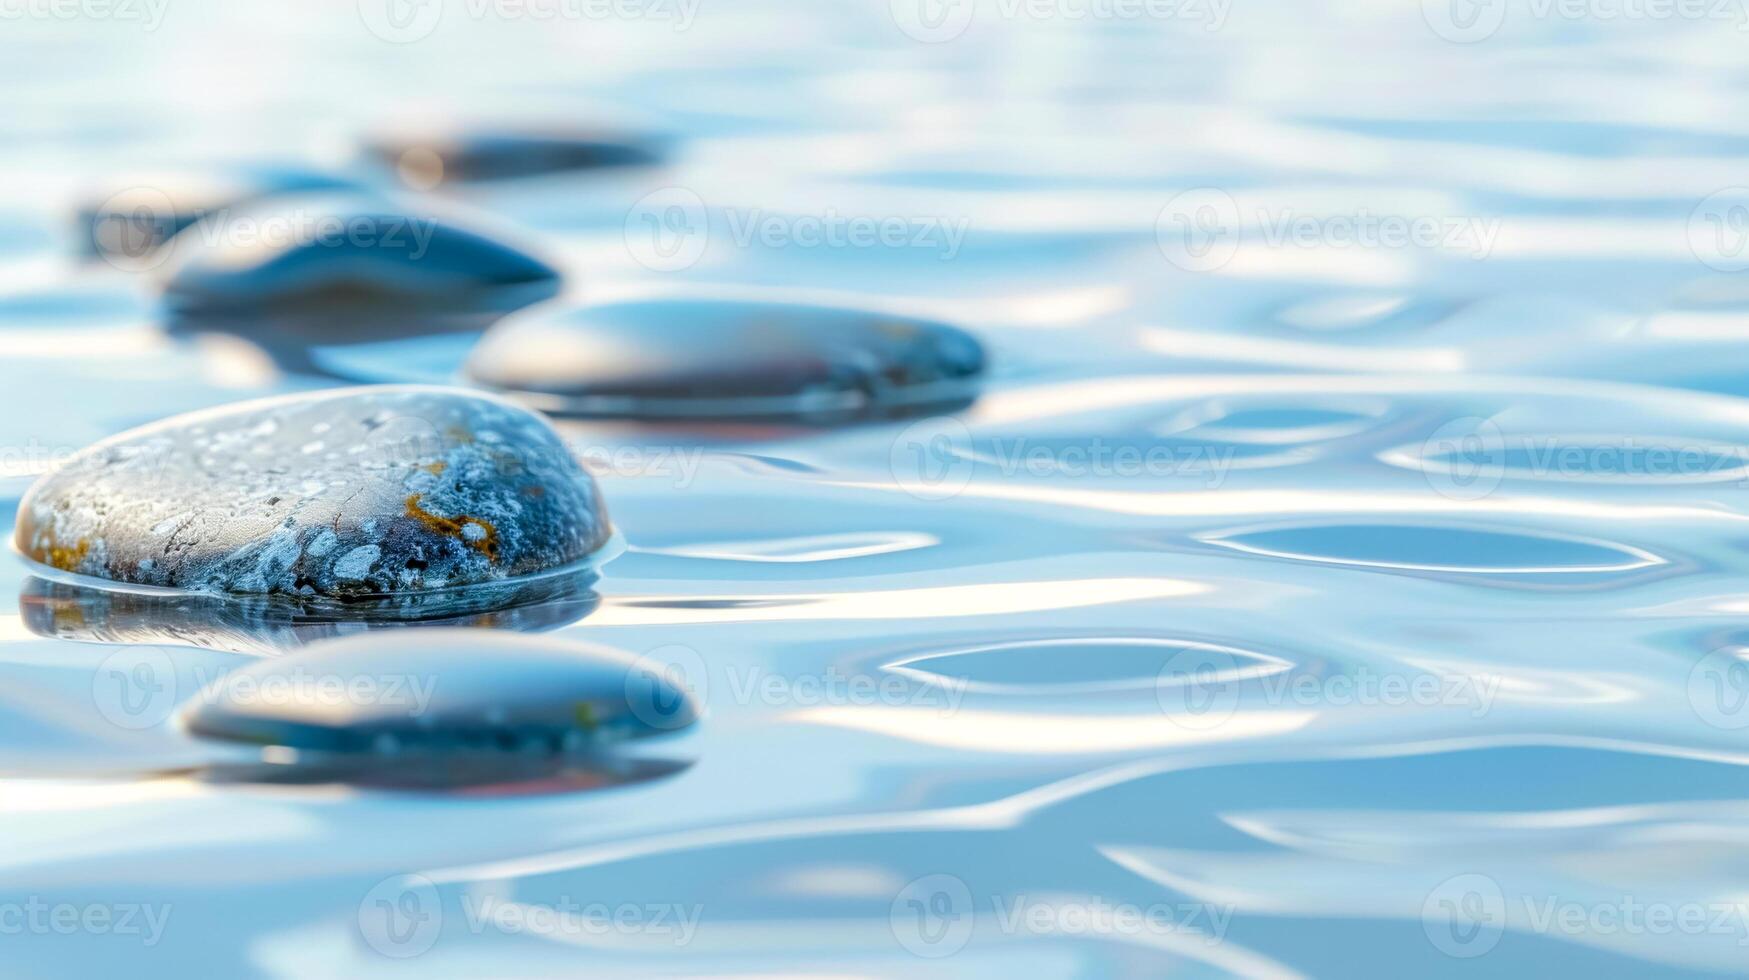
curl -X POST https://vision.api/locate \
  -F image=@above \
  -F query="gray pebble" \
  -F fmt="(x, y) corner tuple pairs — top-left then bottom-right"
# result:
(365, 127), (663, 186)
(156, 193), (561, 315)
(14, 386), (611, 605)
(178, 630), (698, 756)
(464, 296), (987, 420)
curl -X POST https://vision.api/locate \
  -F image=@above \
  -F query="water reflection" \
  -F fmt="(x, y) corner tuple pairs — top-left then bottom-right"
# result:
(19, 571), (600, 656)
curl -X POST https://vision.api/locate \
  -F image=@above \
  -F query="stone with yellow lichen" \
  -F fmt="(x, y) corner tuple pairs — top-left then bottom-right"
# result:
(13, 386), (611, 606)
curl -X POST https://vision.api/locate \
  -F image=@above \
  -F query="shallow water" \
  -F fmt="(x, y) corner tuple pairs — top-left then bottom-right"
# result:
(6, 1), (1749, 976)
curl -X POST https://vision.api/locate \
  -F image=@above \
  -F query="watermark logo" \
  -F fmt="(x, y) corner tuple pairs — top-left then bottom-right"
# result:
(1157, 188), (1241, 272)
(992, 895), (1232, 942)
(890, 417), (976, 501)
(186, 209), (438, 261)
(92, 646), (179, 731)
(361, 0), (700, 38)
(891, 874), (974, 957)
(1690, 188), (1749, 272)
(1427, 0), (1749, 43)
(1421, 0), (1509, 42)
(1156, 645), (1243, 730)
(1422, 873), (1507, 957)
(461, 895), (703, 944)
(724, 208), (969, 260)
(1155, 650), (1503, 727)
(1157, 189), (1502, 272)
(624, 644), (708, 730)
(1689, 647), (1749, 730)
(90, 186), (182, 273)
(890, 0), (1229, 41)
(359, 0), (444, 42)
(0, 0), (170, 29)
(358, 874), (442, 958)
(625, 186), (709, 272)
(1420, 416), (1506, 501)
(726, 664), (967, 712)
(1422, 875), (1749, 955)
(890, 0), (977, 41)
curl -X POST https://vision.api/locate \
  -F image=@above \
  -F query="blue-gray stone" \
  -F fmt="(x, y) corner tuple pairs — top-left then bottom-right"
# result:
(366, 127), (663, 185)
(178, 630), (698, 755)
(464, 296), (987, 420)
(78, 164), (358, 264)
(14, 386), (611, 604)
(155, 193), (561, 315)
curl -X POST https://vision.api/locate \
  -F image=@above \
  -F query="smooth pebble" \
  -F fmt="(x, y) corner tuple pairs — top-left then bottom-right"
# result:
(156, 193), (561, 315)
(465, 296), (987, 420)
(365, 126), (663, 186)
(178, 630), (698, 756)
(14, 386), (612, 605)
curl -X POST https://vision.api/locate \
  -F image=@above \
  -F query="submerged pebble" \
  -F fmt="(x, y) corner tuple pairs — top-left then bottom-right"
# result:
(77, 165), (357, 265)
(155, 193), (561, 315)
(365, 126), (663, 186)
(178, 630), (698, 756)
(14, 386), (611, 604)
(465, 296), (987, 420)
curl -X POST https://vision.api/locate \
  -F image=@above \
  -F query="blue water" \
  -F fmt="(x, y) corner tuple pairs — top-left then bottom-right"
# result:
(5, 1), (1749, 976)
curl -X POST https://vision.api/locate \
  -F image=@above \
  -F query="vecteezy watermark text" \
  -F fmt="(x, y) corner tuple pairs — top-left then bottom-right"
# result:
(889, 0), (1231, 43)
(359, 0), (700, 43)
(1423, 0), (1749, 43)
(358, 875), (703, 958)
(622, 187), (971, 272)
(0, 899), (171, 945)
(0, 0), (168, 29)
(889, 874), (1235, 958)
(1157, 189), (1502, 272)
(1423, 874), (1749, 957)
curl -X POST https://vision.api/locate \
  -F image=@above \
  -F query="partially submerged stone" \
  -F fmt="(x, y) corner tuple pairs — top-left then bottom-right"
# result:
(19, 570), (600, 655)
(155, 193), (561, 315)
(178, 630), (698, 756)
(77, 164), (357, 266)
(464, 296), (987, 420)
(365, 126), (663, 186)
(14, 386), (611, 605)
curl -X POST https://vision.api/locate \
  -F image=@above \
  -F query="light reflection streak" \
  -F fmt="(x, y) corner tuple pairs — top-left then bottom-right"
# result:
(836, 479), (1743, 526)
(423, 734), (1749, 886)
(786, 706), (1315, 754)
(587, 577), (1204, 626)
(1139, 327), (1463, 372)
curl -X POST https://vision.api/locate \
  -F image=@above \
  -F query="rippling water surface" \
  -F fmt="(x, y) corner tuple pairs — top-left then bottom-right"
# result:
(7, 1), (1749, 976)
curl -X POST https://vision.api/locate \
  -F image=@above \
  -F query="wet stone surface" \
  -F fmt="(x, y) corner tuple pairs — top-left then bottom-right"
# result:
(465, 296), (987, 420)
(14, 386), (611, 605)
(155, 192), (561, 315)
(365, 127), (664, 186)
(178, 630), (698, 757)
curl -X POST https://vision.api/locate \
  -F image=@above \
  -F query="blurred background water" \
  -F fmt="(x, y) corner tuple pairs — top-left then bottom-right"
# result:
(6, 0), (1749, 976)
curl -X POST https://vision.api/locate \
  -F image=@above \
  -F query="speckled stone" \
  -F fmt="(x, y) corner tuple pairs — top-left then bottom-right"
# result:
(464, 296), (987, 420)
(156, 193), (561, 315)
(78, 165), (357, 263)
(365, 127), (662, 186)
(14, 386), (611, 603)
(178, 630), (698, 755)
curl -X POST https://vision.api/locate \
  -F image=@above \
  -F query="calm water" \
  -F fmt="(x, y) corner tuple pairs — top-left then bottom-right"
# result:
(5, 1), (1749, 976)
